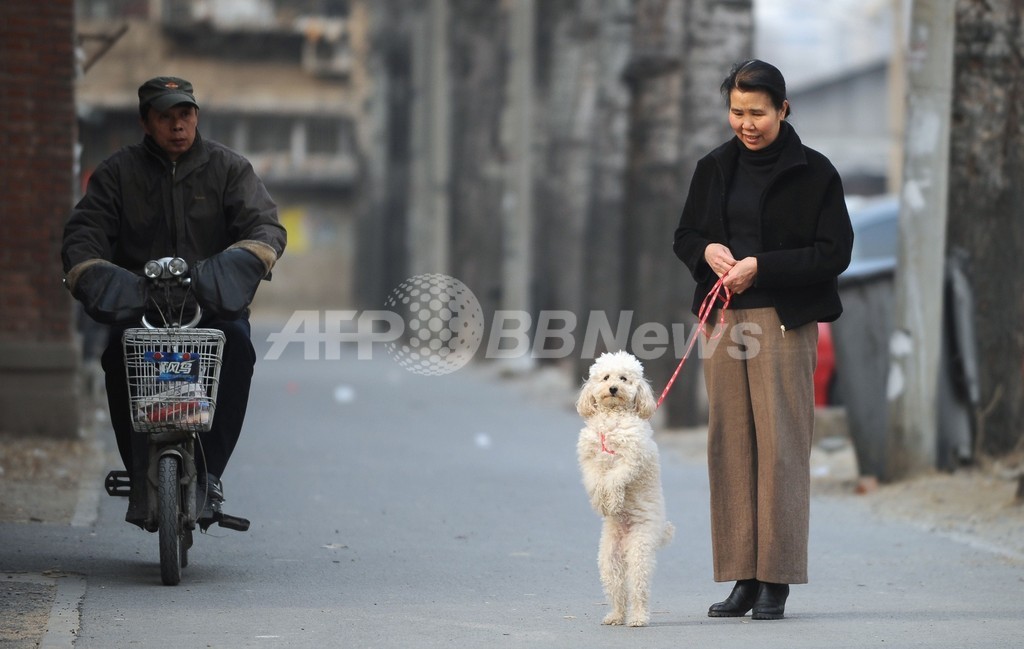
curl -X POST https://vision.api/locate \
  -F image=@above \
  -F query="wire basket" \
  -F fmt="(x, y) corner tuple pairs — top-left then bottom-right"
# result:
(123, 328), (226, 434)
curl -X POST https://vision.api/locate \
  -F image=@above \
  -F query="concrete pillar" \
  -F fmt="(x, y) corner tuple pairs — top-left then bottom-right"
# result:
(885, 0), (956, 479)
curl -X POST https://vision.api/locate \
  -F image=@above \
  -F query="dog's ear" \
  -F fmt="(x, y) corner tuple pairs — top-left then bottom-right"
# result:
(576, 380), (598, 418)
(634, 378), (658, 420)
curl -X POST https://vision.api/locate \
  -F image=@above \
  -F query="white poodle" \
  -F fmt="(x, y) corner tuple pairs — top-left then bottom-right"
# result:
(576, 351), (674, 627)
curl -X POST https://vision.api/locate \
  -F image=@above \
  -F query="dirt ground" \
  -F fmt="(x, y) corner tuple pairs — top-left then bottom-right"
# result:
(0, 575), (54, 649)
(0, 432), (96, 525)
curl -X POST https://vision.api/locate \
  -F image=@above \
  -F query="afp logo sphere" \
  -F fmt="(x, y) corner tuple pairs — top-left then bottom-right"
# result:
(384, 274), (484, 376)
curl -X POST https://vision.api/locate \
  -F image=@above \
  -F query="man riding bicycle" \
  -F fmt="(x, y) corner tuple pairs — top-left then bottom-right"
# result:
(62, 76), (287, 527)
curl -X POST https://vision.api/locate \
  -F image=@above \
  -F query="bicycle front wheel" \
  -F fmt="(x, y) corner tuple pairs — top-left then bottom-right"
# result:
(157, 455), (183, 585)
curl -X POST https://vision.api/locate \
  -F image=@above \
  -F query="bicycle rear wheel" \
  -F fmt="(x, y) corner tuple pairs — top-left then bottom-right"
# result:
(157, 455), (183, 585)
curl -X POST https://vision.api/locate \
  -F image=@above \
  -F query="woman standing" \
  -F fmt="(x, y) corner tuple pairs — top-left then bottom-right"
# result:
(673, 60), (853, 620)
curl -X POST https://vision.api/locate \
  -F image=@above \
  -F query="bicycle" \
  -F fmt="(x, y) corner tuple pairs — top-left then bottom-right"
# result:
(103, 257), (248, 586)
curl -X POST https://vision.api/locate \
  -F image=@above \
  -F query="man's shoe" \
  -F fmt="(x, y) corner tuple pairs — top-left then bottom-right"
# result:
(123, 471), (149, 529)
(752, 582), (790, 620)
(708, 579), (759, 617)
(197, 475), (250, 532)
(197, 474), (224, 523)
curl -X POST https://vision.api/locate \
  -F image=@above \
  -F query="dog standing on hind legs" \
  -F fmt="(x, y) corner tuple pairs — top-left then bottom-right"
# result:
(576, 351), (675, 627)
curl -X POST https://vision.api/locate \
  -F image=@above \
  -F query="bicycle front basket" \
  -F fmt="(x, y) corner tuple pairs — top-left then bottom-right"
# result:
(122, 328), (227, 434)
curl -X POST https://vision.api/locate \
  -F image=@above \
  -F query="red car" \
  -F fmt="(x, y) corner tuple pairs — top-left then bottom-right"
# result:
(814, 321), (836, 407)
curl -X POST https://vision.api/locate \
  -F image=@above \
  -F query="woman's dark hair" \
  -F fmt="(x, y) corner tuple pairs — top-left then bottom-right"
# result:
(720, 59), (791, 117)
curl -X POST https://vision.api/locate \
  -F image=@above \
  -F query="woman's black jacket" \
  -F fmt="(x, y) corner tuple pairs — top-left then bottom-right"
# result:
(673, 124), (854, 330)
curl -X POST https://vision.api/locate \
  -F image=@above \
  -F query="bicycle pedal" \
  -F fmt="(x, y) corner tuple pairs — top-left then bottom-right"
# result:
(104, 471), (131, 497)
(217, 514), (250, 532)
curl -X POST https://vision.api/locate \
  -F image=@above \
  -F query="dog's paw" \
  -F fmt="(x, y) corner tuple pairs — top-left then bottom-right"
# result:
(601, 492), (625, 517)
(595, 487), (625, 517)
(627, 615), (649, 627)
(602, 612), (625, 626)
(599, 503), (622, 518)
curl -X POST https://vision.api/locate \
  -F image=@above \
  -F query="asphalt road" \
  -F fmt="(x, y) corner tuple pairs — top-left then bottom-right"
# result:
(2, 321), (1023, 648)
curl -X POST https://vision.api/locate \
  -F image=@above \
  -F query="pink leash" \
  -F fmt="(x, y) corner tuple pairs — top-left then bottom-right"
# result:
(655, 277), (732, 409)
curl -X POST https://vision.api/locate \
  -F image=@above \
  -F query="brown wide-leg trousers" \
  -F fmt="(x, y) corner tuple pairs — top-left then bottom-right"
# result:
(702, 307), (818, 585)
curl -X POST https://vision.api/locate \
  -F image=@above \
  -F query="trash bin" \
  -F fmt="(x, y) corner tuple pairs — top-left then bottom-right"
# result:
(831, 259), (896, 480)
(831, 253), (978, 480)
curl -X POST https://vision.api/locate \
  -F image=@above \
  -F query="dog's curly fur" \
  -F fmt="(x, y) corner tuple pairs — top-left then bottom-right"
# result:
(576, 351), (675, 627)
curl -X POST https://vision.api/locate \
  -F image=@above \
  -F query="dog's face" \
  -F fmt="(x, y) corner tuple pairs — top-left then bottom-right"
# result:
(576, 351), (657, 420)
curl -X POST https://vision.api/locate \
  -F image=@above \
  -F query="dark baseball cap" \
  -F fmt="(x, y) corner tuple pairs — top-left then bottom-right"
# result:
(138, 76), (199, 114)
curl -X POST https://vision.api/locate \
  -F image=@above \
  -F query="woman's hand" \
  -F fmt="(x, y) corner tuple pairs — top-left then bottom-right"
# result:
(723, 256), (758, 294)
(704, 243), (737, 278)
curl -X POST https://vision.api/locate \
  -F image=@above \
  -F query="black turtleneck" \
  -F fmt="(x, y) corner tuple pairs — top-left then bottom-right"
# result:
(724, 122), (790, 309)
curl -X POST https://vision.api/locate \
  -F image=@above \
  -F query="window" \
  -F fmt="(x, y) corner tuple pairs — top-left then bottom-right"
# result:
(307, 118), (342, 154)
(248, 115), (291, 154)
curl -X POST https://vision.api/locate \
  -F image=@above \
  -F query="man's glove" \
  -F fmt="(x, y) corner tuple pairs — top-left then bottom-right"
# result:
(66, 260), (148, 324)
(191, 248), (267, 320)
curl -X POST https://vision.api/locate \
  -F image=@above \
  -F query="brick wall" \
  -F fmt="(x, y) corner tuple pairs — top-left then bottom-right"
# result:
(0, 0), (76, 341)
(0, 0), (81, 437)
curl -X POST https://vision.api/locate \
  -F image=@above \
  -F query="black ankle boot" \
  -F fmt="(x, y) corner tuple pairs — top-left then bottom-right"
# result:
(752, 582), (790, 620)
(708, 579), (759, 617)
